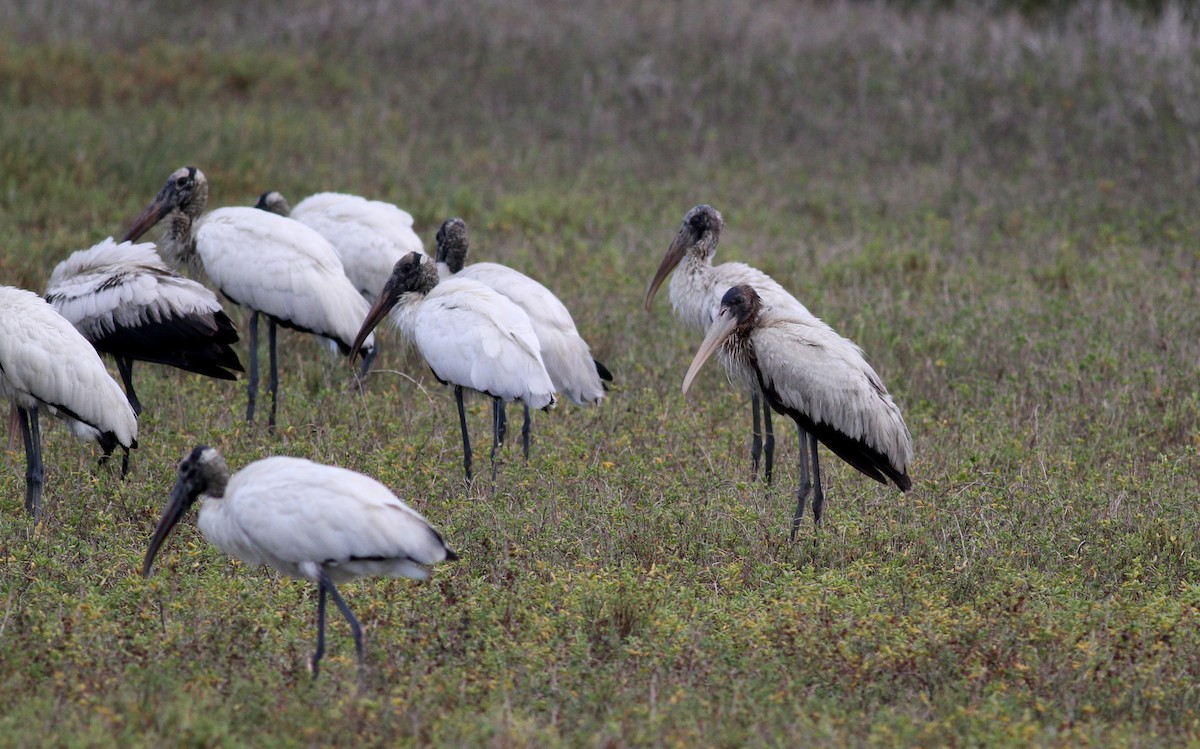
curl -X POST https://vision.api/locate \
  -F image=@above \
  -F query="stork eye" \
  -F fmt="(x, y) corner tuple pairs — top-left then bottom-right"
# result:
(176, 177), (189, 188)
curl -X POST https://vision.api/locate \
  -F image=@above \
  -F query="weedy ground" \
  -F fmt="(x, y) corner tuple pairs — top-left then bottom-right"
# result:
(1, 1), (1198, 746)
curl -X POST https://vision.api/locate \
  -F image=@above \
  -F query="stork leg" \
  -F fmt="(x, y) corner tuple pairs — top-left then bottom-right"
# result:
(809, 434), (825, 525)
(490, 397), (502, 483)
(454, 385), (473, 484)
(17, 406), (43, 518)
(789, 427), (814, 542)
(521, 403), (532, 461)
(494, 399), (508, 446)
(762, 398), (775, 485)
(267, 318), (279, 430)
(310, 571), (365, 682)
(115, 356), (142, 416)
(246, 311), (259, 423)
(750, 394), (762, 476)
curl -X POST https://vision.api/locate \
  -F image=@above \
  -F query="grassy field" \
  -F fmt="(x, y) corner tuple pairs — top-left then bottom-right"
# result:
(1, 1), (1199, 745)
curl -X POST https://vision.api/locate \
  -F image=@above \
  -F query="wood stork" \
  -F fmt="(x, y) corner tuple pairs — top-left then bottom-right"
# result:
(682, 284), (912, 538)
(0, 286), (138, 518)
(254, 190), (426, 300)
(349, 251), (556, 484)
(646, 204), (828, 486)
(434, 217), (611, 458)
(45, 237), (243, 416)
(122, 167), (376, 428)
(143, 445), (457, 679)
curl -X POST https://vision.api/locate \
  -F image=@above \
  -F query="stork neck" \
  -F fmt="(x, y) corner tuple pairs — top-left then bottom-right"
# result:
(159, 210), (200, 271)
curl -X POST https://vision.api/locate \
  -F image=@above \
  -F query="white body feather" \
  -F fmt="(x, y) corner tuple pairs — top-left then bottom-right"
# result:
(751, 309), (912, 474)
(669, 253), (834, 392)
(290, 192), (425, 299)
(390, 277), (556, 409)
(0, 286), (137, 446)
(45, 237), (225, 341)
(189, 207), (374, 352)
(197, 456), (452, 584)
(438, 261), (604, 405)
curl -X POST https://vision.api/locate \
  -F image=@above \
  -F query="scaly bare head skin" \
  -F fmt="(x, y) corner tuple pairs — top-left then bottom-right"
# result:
(350, 252), (435, 360)
(435, 217), (470, 274)
(681, 284), (760, 394)
(645, 204), (725, 312)
(143, 445), (230, 577)
(254, 191), (291, 216)
(123, 167), (209, 242)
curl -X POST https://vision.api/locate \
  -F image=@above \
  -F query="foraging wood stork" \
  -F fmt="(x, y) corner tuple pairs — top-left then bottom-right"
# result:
(143, 445), (457, 679)
(349, 251), (556, 484)
(646, 204), (827, 485)
(683, 284), (912, 538)
(122, 167), (376, 428)
(434, 217), (611, 457)
(254, 190), (426, 300)
(0, 286), (138, 518)
(45, 237), (243, 416)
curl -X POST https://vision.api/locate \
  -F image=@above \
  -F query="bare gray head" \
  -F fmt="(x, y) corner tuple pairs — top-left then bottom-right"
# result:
(123, 167), (210, 243)
(254, 190), (291, 217)
(435, 217), (470, 274)
(349, 252), (438, 361)
(682, 283), (763, 395)
(143, 445), (231, 577)
(645, 204), (726, 311)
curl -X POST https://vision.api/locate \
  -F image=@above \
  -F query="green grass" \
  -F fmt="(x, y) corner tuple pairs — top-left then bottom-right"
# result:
(2, 1), (1199, 746)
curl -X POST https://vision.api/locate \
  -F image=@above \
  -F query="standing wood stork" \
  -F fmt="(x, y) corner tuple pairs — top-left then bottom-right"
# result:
(0, 286), (138, 518)
(254, 190), (426, 300)
(45, 237), (243, 416)
(143, 445), (457, 679)
(646, 204), (828, 486)
(349, 251), (555, 484)
(122, 167), (376, 429)
(683, 284), (912, 538)
(434, 217), (611, 458)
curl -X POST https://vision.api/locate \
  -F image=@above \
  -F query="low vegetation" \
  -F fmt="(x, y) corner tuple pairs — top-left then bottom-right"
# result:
(1, 1), (1197, 745)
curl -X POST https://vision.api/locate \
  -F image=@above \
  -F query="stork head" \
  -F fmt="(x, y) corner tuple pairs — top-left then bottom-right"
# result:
(143, 445), (230, 577)
(254, 190), (291, 217)
(350, 252), (437, 361)
(123, 166), (209, 242)
(682, 284), (761, 395)
(434, 217), (470, 274)
(645, 204), (725, 312)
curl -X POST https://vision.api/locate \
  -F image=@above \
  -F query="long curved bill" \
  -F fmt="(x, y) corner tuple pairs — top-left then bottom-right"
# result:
(682, 310), (738, 395)
(122, 195), (173, 243)
(349, 290), (396, 363)
(644, 229), (688, 312)
(142, 478), (194, 577)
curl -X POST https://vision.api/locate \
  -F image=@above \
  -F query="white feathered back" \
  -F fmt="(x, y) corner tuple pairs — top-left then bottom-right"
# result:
(0, 286), (137, 447)
(752, 309), (912, 474)
(46, 237), (225, 341)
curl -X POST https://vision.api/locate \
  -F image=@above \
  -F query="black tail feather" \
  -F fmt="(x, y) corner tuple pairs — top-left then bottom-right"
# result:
(594, 359), (613, 389)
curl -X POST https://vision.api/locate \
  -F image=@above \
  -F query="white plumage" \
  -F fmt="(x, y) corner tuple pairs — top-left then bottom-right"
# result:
(646, 204), (828, 484)
(683, 284), (912, 536)
(143, 446), (456, 678)
(122, 167), (376, 428)
(350, 251), (555, 484)
(0, 285), (138, 517)
(256, 190), (426, 300)
(194, 208), (372, 348)
(44, 237), (242, 415)
(434, 217), (609, 407)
